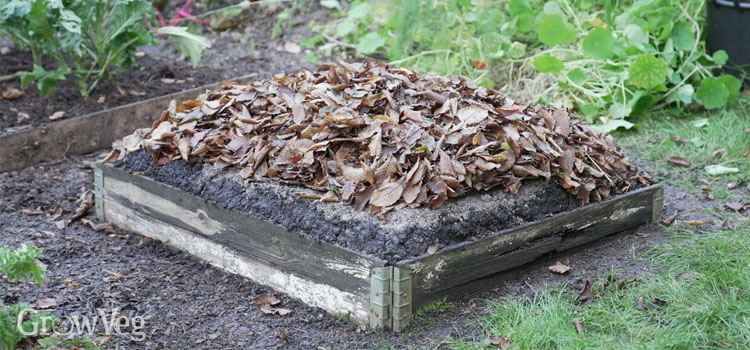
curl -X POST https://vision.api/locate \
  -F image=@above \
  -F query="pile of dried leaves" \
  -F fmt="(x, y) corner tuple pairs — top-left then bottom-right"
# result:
(107, 62), (650, 213)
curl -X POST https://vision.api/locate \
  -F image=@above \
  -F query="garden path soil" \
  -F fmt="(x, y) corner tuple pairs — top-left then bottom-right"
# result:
(1, 150), (736, 349)
(0, 2), (329, 133)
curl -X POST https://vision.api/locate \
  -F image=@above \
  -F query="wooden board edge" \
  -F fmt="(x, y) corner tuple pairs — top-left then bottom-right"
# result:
(0, 74), (258, 173)
(101, 192), (372, 324)
(98, 163), (387, 267)
(399, 184), (661, 309)
(397, 184), (663, 266)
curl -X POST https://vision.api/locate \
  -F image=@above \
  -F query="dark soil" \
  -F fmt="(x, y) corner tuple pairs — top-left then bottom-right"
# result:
(115, 150), (580, 262)
(1, 152), (731, 349)
(0, 2), (329, 133)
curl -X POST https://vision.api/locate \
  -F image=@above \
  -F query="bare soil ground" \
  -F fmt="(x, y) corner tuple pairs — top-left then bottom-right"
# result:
(0, 1), (328, 132)
(0, 151), (721, 349)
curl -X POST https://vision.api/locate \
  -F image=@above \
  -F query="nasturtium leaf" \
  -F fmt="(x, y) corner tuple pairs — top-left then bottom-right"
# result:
(712, 50), (729, 65)
(718, 74), (741, 100)
(623, 24), (648, 50)
(534, 55), (564, 73)
(666, 84), (694, 104)
(599, 119), (635, 134)
(609, 103), (632, 119)
(567, 68), (587, 85)
(670, 21), (695, 51)
(516, 13), (534, 33)
(508, 0), (531, 16)
(336, 18), (357, 37)
(536, 15), (576, 46)
(508, 41), (526, 59)
(696, 77), (729, 109)
(579, 104), (599, 116)
(299, 35), (323, 48)
(356, 32), (385, 54)
(583, 28), (614, 59)
(319, 0), (340, 9)
(705, 165), (739, 176)
(692, 118), (709, 128)
(348, 2), (372, 19)
(628, 54), (667, 89)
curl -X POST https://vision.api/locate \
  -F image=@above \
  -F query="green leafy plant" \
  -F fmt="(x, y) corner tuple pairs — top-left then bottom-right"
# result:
(308, 0), (742, 130)
(1, 303), (58, 350)
(0, 245), (45, 284)
(0, 0), (209, 97)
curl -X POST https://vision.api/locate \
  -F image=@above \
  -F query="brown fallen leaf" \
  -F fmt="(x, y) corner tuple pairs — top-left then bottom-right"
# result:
(21, 209), (44, 216)
(116, 86), (126, 96)
(635, 232), (649, 238)
(548, 261), (571, 274)
(70, 190), (95, 223)
(712, 148), (726, 158)
(283, 42), (301, 54)
(636, 296), (647, 311)
(276, 329), (289, 344)
(30, 297), (57, 310)
(486, 334), (512, 349)
(54, 220), (66, 230)
(745, 144), (750, 158)
(577, 280), (593, 302)
(670, 136), (688, 144)
(63, 279), (80, 288)
(260, 305), (292, 315)
(97, 95), (106, 104)
(572, 318), (586, 336)
(253, 293), (291, 315)
(136, 236), (150, 246)
(102, 269), (126, 281)
(683, 220), (708, 226)
(724, 202), (744, 212)
(662, 211), (678, 226)
(80, 218), (115, 233)
(649, 297), (667, 309)
(50, 204), (63, 219)
(427, 243), (444, 255)
(667, 156), (691, 168)
(48, 111), (65, 120)
(2, 86), (24, 100)
(16, 112), (29, 123)
(161, 78), (176, 84)
(253, 293), (280, 307)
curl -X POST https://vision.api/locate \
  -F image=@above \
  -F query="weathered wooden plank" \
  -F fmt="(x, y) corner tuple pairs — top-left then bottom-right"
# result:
(1, 74), (257, 173)
(101, 194), (372, 323)
(98, 164), (384, 298)
(398, 184), (662, 310)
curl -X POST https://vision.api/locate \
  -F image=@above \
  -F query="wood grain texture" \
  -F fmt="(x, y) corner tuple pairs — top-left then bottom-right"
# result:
(102, 195), (372, 323)
(99, 164), (384, 295)
(1, 74), (257, 173)
(397, 184), (662, 310)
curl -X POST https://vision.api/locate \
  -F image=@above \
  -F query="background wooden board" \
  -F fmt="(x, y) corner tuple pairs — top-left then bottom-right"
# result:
(1, 74), (257, 173)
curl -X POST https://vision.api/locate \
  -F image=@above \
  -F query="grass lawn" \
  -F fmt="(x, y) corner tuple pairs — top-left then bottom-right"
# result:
(447, 104), (750, 350)
(448, 222), (750, 350)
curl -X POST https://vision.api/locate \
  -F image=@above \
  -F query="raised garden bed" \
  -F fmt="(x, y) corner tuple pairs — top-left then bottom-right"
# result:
(0, 74), (257, 173)
(94, 159), (663, 330)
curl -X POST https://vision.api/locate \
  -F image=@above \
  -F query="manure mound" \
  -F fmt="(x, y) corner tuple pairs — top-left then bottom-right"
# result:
(108, 61), (650, 213)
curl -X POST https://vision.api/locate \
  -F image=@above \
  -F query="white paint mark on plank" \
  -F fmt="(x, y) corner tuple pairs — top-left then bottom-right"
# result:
(103, 197), (371, 324)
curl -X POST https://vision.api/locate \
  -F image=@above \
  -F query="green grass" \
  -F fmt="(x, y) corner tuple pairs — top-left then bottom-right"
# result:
(412, 298), (453, 327)
(447, 219), (750, 350)
(617, 103), (750, 200)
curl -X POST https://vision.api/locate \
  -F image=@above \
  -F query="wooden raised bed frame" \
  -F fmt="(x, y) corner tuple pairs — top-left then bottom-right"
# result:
(95, 163), (663, 331)
(0, 74), (257, 173)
